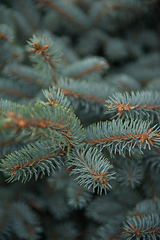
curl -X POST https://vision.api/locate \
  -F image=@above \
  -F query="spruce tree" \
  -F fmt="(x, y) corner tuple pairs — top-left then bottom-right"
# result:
(0, 0), (160, 239)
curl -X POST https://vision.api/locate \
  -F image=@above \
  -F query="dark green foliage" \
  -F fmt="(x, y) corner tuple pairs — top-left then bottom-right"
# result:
(0, 0), (160, 239)
(116, 160), (145, 188)
(9, 202), (42, 240)
(66, 181), (92, 209)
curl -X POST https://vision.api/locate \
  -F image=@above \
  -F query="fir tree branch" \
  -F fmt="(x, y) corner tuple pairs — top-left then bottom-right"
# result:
(41, 86), (71, 111)
(38, 0), (88, 33)
(57, 87), (106, 104)
(67, 146), (116, 194)
(0, 141), (64, 182)
(2, 110), (76, 145)
(11, 0), (40, 33)
(62, 57), (109, 79)
(133, 199), (160, 216)
(105, 91), (160, 120)
(66, 181), (92, 209)
(0, 77), (39, 102)
(20, 191), (45, 212)
(28, 40), (54, 67)
(56, 77), (118, 106)
(0, 24), (14, 43)
(0, 100), (84, 147)
(86, 194), (127, 223)
(9, 202), (42, 239)
(69, 65), (102, 79)
(27, 35), (63, 84)
(3, 64), (45, 87)
(97, 222), (124, 240)
(123, 214), (160, 239)
(89, 2), (106, 29)
(9, 71), (42, 86)
(105, 73), (141, 92)
(85, 119), (160, 156)
(116, 160), (145, 188)
(0, 89), (33, 100)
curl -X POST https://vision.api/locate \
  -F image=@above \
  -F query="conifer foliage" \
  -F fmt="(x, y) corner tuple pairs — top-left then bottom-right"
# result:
(0, 0), (160, 239)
